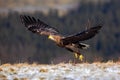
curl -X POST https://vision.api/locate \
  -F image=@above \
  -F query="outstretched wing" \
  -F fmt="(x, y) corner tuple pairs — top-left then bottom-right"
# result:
(20, 15), (59, 36)
(61, 26), (102, 45)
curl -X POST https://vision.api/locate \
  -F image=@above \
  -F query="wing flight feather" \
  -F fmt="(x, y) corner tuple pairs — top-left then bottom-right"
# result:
(20, 15), (59, 36)
(61, 26), (102, 45)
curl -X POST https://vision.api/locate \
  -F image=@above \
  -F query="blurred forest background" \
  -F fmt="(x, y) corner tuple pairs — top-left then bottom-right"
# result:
(0, 0), (120, 64)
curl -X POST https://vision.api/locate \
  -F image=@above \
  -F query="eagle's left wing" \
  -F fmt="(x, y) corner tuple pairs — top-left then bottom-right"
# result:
(20, 15), (59, 36)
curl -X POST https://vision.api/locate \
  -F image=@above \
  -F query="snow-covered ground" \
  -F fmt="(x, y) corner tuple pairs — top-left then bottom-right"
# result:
(0, 62), (120, 80)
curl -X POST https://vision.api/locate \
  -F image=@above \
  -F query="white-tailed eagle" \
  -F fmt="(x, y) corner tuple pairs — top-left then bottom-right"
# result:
(20, 15), (102, 61)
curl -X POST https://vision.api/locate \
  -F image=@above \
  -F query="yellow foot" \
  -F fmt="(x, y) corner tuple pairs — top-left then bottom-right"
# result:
(79, 54), (84, 61)
(74, 53), (84, 61)
(74, 53), (78, 58)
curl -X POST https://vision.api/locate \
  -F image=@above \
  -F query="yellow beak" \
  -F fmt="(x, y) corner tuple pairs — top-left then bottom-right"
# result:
(48, 35), (54, 40)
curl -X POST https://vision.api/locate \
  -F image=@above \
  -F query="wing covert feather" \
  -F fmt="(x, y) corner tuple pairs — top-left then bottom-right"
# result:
(20, 15), (59, 36)
(61, 26), (102, 45)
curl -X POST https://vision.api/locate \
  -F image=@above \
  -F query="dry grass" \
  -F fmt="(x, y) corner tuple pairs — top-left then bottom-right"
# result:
(0, 61), (120, 80)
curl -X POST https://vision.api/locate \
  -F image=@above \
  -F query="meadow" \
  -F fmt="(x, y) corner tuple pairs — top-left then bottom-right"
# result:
(0, 62), (120, 80)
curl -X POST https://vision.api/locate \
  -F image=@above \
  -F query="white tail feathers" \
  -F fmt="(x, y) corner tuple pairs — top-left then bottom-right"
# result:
(79, 43), (90, 49)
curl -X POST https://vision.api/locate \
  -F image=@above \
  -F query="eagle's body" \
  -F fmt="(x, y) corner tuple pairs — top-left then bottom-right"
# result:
(20, 15), (102, 61)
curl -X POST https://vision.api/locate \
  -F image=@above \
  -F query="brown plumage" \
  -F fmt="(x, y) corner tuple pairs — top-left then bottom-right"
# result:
(20, 15), (102, 61)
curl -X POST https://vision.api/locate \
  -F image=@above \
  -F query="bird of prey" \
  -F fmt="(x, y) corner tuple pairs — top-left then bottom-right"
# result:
(20, 15), (102, 61)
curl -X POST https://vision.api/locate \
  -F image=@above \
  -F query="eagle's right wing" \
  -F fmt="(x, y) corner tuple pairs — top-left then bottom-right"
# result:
(61, 26), (102, 45)
(20, 15), (59, 36)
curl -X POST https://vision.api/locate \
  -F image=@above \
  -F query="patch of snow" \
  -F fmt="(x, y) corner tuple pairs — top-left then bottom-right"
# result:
(0, 62), (120, 80)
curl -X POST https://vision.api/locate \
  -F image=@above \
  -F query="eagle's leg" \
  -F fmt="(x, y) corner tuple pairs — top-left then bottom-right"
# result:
(74, 53), (78, 58)
(79, 54), (84, 61)
(74, 53), (84, 61)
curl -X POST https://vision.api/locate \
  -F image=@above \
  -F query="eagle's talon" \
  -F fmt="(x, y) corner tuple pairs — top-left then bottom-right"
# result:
(79, 54), (84, 61)
(74, 53), (84, 61)
(74, 53), (78, 58)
